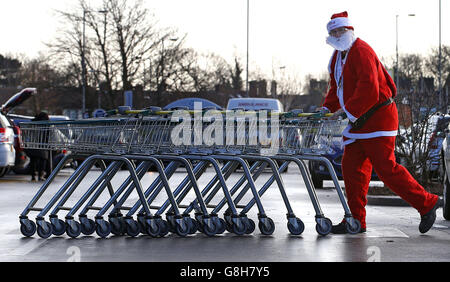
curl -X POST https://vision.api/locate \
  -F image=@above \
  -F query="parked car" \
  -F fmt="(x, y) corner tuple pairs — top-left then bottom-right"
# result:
(8, 114), (75, 175)
(427, 114), (450, 180)
(440, 121), (450, 220)
(0, 114), (15, 177)
(0, 88), (37, 177)
(226, 98), (284, 112)
(164, 98), (223, 111)
(395, 113), (450, 179)
(307, 138), (379, 189)
(226, 98), (286, 171)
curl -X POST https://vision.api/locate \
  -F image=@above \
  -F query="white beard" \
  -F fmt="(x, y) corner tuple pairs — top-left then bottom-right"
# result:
(326, 30), (355, 51)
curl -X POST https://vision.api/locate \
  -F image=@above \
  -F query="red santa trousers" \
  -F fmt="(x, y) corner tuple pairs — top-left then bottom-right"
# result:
(341, 136), (439, 229)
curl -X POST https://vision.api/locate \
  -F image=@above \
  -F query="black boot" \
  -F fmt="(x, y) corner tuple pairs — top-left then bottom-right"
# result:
(419, 200), (440, 234)
(331, 221), (366, 234)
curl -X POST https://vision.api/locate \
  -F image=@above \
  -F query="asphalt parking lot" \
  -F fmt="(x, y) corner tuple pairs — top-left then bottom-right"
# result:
(1, 164), (450, 263)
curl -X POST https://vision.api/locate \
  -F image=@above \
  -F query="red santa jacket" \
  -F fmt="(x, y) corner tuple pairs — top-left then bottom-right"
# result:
(323, 38), (399, 143)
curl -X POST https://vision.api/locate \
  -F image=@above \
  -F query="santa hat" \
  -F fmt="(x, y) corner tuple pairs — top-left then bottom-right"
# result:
(327, 11), (354, 34)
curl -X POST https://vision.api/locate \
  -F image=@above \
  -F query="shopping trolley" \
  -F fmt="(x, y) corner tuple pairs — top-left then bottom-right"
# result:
(18, 108), (361, 238)
(18, 117), (222, 238)
(115, 110), (360, 236)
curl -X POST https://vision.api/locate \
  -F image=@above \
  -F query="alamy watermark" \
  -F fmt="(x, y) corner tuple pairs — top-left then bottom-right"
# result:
(67, 246), (81, 262)
(367, 246), (381, 262)
(170, 102), (281, 156)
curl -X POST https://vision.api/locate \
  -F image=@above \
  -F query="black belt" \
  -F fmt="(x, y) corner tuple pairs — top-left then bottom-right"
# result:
(349, 97), (394, 130)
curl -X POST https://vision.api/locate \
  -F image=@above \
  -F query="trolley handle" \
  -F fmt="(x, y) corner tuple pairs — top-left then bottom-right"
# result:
(106, 107), (335, 119)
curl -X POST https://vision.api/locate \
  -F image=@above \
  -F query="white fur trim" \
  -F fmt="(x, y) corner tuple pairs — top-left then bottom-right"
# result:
(328, 51), (336, 73)
(342, 125), (398, 139)
(342, 105), (357, 122)
(343, 138), (355, 146)
(327, 17), (352, 33)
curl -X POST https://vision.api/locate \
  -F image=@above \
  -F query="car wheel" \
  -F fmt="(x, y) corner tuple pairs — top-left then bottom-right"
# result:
(0, 167), (8, 178)
(443, 169), (450, 220)
(311, 171), (323, 189)
(438, 154), (445, 184)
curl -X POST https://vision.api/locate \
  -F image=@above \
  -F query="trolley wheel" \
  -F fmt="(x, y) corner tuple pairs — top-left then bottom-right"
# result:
(243, 217), (256, 234)
(185, 217), (198, 235)
(52, 219), (66, 236)
(137, 217), (146, 235)
(110, 217), (125, 236)
(345, 218), (362, 234)
(20, 220), (36, 237)
(80, 218), (96, 236)
(195, 218), (204, 233)
(175, 220), (189, 237)
(214, 218), (226, 235)
(66, 221), (82, 238)
(315, 218), (332, 236)
(287, 218), (305, 236)
(96, 220), (111, 238)
(158, 220), (170, 237)
(202, 218), (216, 237)
(258, 217), (275, 235)
(146, 219), (161, 237)
(125, 219), (141, 237)
(37, 221), (53, 239)
(225, 220), (233, 233)
(232, 218), (246, 235)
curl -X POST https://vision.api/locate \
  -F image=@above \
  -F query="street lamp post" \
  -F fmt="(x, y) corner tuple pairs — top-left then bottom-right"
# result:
(157, 37), (178, 104)
(395, 13), (415, 92)
(246, 0), (250, 97)
(81, 9), (108, 118)
(279, 66), (286, 105)
(396, 15), (399, 89)
(82, 10), (87, 118)
(438, 0), (443, 110)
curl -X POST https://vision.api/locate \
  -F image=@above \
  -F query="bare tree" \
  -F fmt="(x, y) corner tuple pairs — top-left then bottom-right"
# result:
(278, 73), (303, 111)
(399, 54), (424, 87)
(171, 49), (233, 93)
(105, 0), (161, 92)
(425, 45), (450, 88)
(47, 0), (184, 109)
(15, 55), (66, 114)
(231, 57), (244, 92)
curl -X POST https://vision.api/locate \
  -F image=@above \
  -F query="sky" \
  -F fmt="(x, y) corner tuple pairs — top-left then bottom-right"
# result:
(0, 0), (448, 84)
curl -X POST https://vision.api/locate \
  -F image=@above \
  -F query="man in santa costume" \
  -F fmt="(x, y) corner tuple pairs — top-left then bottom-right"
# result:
(320, 11), (440, 234)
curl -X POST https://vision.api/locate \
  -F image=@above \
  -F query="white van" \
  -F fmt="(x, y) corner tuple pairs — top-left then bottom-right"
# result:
(226, 98), (284, 112)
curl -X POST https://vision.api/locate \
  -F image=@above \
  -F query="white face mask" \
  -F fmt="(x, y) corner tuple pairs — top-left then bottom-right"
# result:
(326, 30), (355, 51)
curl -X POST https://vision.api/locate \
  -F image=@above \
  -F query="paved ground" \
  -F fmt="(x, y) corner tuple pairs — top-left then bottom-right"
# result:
(1, 164), (450, 263)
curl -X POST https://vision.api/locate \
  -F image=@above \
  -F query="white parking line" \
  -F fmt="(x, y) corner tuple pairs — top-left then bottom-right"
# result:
(363, 227), (409, 238)
(8, 237), (47, 256)
(1, 228), (47, 257)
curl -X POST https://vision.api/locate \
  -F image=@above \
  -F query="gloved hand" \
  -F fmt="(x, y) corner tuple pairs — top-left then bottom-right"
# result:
(316, 107), (330, 115)
(309, 107), (330, 119)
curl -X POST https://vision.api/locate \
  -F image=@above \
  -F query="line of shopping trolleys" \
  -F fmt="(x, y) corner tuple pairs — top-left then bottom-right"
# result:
(18, 107), (362, 239)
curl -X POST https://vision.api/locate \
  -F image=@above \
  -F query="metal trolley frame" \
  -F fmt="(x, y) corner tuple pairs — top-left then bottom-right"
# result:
(18, 109), (361, 239)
